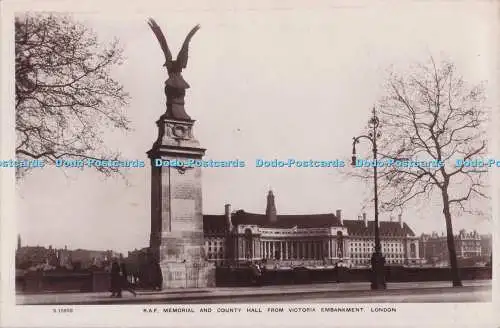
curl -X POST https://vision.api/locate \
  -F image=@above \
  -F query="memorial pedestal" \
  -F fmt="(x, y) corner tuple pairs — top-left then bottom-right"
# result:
(161, 262), (215, 288)
(148, 115), (214, 290)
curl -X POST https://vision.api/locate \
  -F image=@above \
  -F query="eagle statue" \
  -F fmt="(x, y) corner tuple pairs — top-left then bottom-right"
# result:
(147, 18), (201, 120)
(147, 18), (200, 88)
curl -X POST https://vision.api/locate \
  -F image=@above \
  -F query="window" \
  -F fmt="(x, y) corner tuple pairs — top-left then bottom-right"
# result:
(244, 229), (253, 259)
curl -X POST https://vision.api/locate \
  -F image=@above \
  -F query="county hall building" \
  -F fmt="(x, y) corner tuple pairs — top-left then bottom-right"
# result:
(203, 190), (422, 268)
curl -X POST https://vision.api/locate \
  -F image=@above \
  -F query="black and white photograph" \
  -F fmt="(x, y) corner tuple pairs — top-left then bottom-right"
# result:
(1, 0), (498, 327)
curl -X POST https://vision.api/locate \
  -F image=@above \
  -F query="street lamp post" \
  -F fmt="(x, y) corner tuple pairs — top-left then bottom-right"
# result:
(351, 106), (386, 290)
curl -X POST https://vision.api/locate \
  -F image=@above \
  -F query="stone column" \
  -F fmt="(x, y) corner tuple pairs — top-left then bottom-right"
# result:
(404, 239), (409, 261)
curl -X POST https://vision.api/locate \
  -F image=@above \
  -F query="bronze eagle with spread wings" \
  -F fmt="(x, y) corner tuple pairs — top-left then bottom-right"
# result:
(147, 18), (200, 75)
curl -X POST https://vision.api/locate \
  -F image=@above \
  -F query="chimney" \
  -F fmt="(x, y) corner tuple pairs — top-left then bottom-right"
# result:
(398, 214), (403, 228)
(266, 190), (277, 222)
(225, 204), (233, 232)
(336, 209), (342, 224)
(363, 212), (367, 227)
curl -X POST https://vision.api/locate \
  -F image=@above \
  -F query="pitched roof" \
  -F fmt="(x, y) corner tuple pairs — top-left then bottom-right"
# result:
(230, 210), (342, 228)
(203, 215), (227, 233)
(343, 220), (415, 237)
(202, 212), (415, 236)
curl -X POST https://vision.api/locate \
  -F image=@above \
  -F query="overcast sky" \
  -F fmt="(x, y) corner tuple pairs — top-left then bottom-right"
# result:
(13, 1), (497, 254)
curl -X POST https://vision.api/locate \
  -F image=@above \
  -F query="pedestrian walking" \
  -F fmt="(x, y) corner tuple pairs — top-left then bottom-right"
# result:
(120, 262), (137, 297)
(249, 261), (262, 286)
(110, 260), (121, 297)
(151, 260), (163, 290)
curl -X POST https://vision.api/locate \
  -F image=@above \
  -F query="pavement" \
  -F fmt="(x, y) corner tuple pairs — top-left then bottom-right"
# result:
(17, 280), (492, 305)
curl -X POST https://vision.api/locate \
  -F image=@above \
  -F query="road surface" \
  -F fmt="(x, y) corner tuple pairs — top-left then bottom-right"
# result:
(175, 285), (490, 304)
(17, 280), (491, 305)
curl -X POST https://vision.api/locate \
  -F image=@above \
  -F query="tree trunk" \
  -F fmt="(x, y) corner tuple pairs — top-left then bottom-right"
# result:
(442, 189), (463, 287)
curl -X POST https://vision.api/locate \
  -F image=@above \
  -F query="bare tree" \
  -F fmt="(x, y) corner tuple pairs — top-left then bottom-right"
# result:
(371, 58), (489, 287)
(15, 13), (130, 177)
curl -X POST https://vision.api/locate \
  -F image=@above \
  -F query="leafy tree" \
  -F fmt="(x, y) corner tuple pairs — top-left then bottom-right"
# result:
(15, 13), (130, 177)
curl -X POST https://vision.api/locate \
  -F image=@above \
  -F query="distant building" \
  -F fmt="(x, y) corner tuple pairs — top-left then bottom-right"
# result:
(69, 249), (118, 269)
(480, 234), (492, 257)
(16, 246), (52, 269)
(202, 190), (422, 268)
(343, 213), (420, 267)
(15, 244), (119, 271)
(420, 229), (484, 266)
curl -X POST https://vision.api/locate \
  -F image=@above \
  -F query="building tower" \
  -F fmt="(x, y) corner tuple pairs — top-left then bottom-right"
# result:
(17, 234), (21, 250)
(266, 189), (277, 222)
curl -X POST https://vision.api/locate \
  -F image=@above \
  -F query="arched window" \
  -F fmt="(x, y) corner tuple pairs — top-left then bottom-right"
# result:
(410, 243), (416, 258)
(244, 228), (253, 259)
(337, 231), (344, 258)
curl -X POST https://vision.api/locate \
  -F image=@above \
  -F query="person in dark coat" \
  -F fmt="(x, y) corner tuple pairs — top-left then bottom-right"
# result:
(249, 261), (262, 286)
(120, 262), (137, 296)
(110, 260), (121, 297)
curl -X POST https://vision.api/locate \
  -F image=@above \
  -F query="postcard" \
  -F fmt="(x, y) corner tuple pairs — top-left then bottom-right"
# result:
(1, 0), (498, 327)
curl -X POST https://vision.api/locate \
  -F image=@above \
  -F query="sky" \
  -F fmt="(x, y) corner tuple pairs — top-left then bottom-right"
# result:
(10, 1), (497, 254)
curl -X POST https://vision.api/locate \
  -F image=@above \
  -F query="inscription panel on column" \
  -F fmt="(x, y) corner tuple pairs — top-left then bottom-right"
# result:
(171, 199), (196, 231)
(174, 181), (197, 199)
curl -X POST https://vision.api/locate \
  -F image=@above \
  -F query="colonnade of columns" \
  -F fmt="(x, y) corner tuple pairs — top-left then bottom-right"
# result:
(258, 239), (343, 260)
